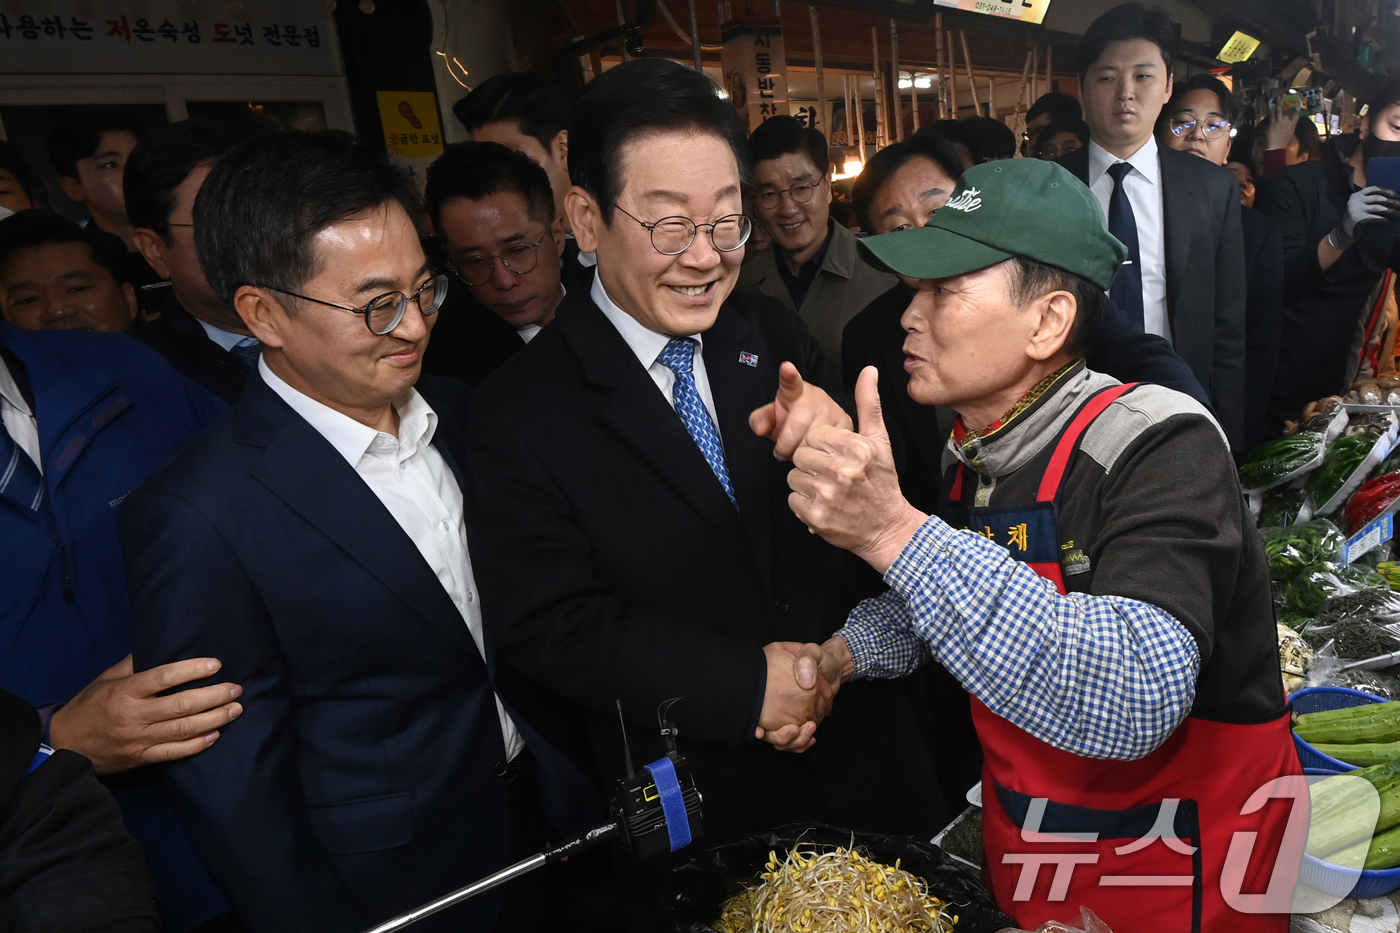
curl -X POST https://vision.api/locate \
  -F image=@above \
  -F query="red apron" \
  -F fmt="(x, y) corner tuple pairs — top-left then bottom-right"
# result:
(945, 385), (1303, 933)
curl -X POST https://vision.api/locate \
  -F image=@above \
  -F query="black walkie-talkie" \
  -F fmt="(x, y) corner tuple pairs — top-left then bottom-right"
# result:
(612, 698), (704, 858)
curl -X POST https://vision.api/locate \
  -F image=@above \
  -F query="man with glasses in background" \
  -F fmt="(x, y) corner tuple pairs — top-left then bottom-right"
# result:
(1058, 2), (1247, 451)
(120, 131), (599, 933)
(466, 59), (947, 931)
(421, 141), (566, 389)
(737, 115), (895, 380)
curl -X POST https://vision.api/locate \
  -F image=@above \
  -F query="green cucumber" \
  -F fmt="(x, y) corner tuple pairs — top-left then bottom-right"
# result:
(1311, 741), (1400, 767)
(1295, 706), (1400, 745)
(1308, 760), (1400, 857)
(1297, 702), (1400, 729)
(1366, 824), (1400, 870)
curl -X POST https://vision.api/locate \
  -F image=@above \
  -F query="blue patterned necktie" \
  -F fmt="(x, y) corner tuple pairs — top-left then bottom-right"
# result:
(1106, 161), (1144, 331)
(656, 337), (738, 510)
(229, 340), (260, 373)
(0, 417), (43, 512)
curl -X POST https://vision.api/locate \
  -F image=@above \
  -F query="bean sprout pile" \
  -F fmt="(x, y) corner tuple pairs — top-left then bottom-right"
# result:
(714, 844), (959, 933)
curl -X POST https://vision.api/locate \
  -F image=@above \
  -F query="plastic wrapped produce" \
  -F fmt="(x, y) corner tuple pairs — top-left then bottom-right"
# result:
(1346, 472), (1400, 535)
(1259, 520), (1346, 583)
(1238, 432), (1326, 492)
(1285, 564), (1391, 616)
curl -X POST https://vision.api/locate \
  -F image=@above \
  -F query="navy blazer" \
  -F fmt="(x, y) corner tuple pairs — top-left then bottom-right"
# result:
(121, 372), (600, 933)
(1059, 145), (1249, 449)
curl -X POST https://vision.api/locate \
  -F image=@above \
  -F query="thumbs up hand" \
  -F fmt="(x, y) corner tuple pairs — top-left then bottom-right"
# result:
(749, 361), (853, 461)
(787, 366), (930, 574)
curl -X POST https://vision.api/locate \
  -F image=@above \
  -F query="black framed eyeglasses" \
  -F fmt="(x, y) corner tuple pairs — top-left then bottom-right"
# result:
(255, 274), (449, 336)
(756, 182), (820, 209)
(451, 234), (547, 286)
(612, 204), (751, 256)
(1168, 115), (1232, 139)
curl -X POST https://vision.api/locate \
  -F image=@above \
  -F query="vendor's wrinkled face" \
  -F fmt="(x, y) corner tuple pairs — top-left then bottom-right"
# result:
(752, 151), (832, 261)
(1081, 39), (1173, 155)
(567, 130), (743, 338)
(900, 261), (1070, 416)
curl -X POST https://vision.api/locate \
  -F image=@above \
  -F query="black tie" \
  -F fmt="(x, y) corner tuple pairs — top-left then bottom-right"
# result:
(229, 342), (260, 372)
(1106, 162), (1144, 332)
(0, 417), (43, 513)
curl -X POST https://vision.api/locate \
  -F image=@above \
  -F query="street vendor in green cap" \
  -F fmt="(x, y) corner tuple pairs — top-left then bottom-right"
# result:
(779, 159), (1301, 932)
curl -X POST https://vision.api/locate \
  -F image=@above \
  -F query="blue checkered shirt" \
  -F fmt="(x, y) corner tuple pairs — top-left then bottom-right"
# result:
(836, 516), (1201, 761)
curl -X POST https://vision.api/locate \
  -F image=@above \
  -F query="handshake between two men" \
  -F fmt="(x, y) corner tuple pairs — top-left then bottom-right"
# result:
(747, 363), (931, 754)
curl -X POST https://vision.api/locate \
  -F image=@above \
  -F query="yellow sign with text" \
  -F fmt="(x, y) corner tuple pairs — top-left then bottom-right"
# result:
(376, 91), (444, 159)
(934, 0), (1052, 25)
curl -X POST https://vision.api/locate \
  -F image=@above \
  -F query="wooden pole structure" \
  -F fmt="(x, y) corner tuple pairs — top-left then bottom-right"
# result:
(934, 13), (946, 120)
(1030, 45), (1039, 103)
(910, 72), (920, 131)
(959, 30), (981, 117)
(890, 18), (902, 142)
(1045, 42), (1053, 93)
(843, 74), (854, 151)
(947, 28), (959, 118)
(987, 76), (994, 117)
(1017, 47), (1033, 113)
(615, 0), (629, 61)
(685, 0), (702, 71)
(854, 72), (868, 164)
(871, 25), (884, 149)
(810, 7), (826, 143)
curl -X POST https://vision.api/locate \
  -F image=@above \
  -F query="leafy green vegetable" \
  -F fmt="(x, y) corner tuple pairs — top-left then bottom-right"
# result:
(1259, 487), (1307, 529)
(1311, 434), (1378, 508)
(1260, 520), (1346, 583)
(1239, 433), (1326, 490)
(1285, 563), (1391, 616)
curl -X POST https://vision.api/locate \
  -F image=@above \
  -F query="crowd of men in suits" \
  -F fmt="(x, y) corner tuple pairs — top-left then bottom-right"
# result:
(2, 2), (1400, 931)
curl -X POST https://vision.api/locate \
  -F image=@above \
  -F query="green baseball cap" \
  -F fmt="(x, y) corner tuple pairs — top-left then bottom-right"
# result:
(857, 158), (1127, 291)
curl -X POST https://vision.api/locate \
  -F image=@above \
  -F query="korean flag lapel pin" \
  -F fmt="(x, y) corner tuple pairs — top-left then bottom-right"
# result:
(738, 351), (759, 368)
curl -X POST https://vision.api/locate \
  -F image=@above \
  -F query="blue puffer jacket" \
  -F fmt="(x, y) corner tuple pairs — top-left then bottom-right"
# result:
(0, 323), (229, 931)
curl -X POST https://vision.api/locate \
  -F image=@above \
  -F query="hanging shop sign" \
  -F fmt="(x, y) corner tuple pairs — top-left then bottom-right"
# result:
(932, 0), (1053, 26)
(0, 1), (341, 76)
(376, 90), (444, 192)
(721, 16), (789, 132)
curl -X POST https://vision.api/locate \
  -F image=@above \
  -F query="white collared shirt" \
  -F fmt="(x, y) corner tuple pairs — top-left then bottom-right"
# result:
(0, 353), (40, 470)
(1087, 136), (1169, 341)
(196, 317), (259, 354)
(257, 358), (525, 761)
(590, 272), (721, 428)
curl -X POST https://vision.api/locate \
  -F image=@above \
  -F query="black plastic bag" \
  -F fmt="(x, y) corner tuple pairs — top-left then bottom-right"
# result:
(667, 822), (1014, 933)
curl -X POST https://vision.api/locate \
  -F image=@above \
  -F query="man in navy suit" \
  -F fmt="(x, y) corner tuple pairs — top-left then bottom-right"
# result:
(121, 131), (598, 933)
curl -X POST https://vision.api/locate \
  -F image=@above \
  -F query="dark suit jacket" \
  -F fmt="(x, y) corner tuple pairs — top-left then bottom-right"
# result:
(132, 288), (250, 404)
(420, 283), (529, 390)
(465, 284), (948, 850)
(1059, 145), (1249, 448)
(1240, 206), (1285, 449)
(121, 373), (599, 933)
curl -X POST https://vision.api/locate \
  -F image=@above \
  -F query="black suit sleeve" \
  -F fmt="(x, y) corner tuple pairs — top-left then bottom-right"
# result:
(465, 404), (768, 748)
(1211, 174), (1249, 450)
(1243, 214), (1285, 447)
(1088, 298), (1210, 409)
(1255, 169), (1328, 298)
(121, 490), (362, 933)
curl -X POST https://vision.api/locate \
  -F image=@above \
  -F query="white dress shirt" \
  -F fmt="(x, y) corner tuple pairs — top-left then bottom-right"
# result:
(258, 358), (525, 761)
(591, 272), (722, 428)
(1087, 136), (1170, 341)
(0, 353), (41, 470)
(197, 317), (259, 354)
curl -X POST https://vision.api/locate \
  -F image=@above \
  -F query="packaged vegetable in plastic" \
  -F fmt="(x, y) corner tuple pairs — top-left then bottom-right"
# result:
(1379, 562), (1400, 591)
(995, 907), (1114, 933)
(1347, 472), (1400, 535)
(1304, 590), (1400, 658)
(1310, 415), (1397, 515)
(1284, 563), (1391, 616)
(1238, 431), (1326, 492)
(1259, 520), (1346, 583)
(1258, 486), (1307, 529)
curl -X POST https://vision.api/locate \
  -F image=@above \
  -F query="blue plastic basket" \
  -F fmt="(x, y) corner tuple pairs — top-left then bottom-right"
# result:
(1300, 769), (1400, 899)
(1292, 686), (1389, 771)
